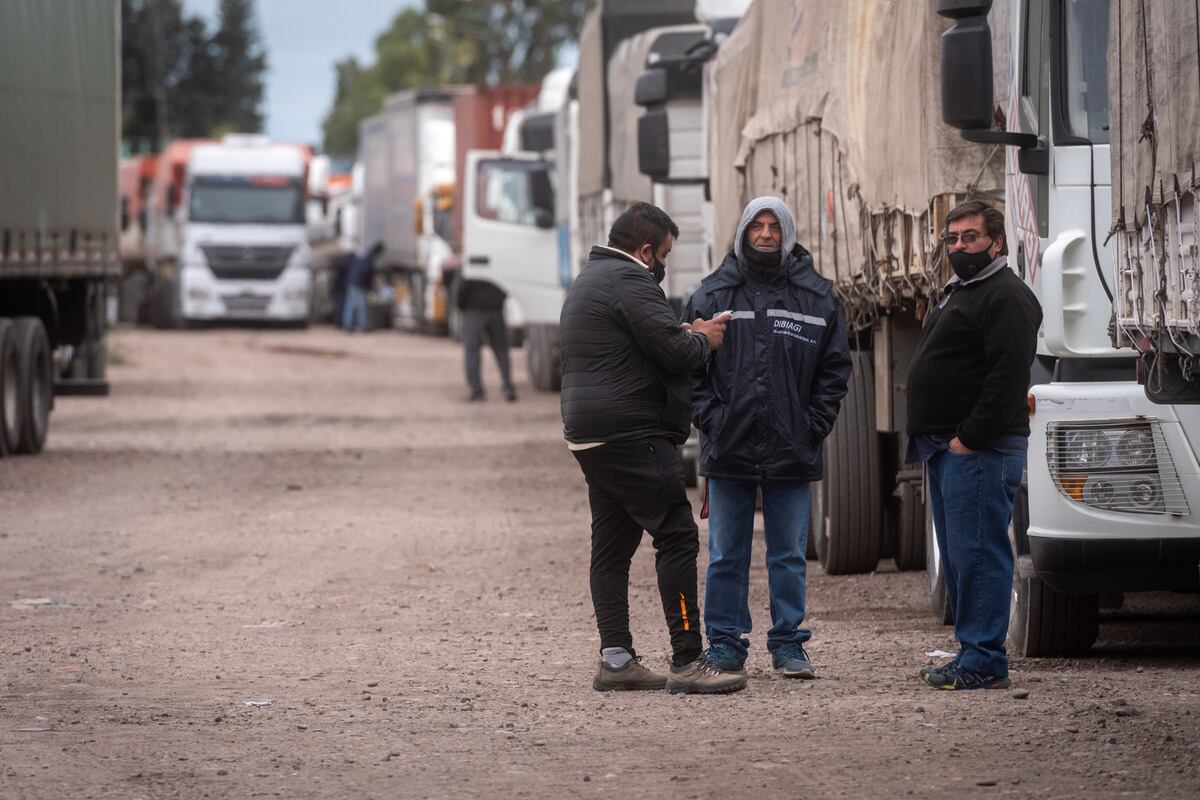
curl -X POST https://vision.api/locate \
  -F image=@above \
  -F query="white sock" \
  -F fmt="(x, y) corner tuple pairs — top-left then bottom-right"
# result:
(601, 647), (633, 669)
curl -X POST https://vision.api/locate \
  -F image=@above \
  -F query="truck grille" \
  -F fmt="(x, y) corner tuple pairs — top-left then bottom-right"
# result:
(202, 245), (294, 281)
(220, 294), (272, 313)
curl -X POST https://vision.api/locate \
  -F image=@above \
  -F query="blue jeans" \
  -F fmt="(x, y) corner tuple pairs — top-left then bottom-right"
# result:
(926, 446), (1024, 677)
(342, 285), (368, 331)
(704, 479), (811, 663)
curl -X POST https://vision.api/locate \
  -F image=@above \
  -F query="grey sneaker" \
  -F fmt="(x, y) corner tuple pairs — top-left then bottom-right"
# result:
(593, 657), (667, 692)
(666, 655), (748, 695)
(771, 643), (816, 679)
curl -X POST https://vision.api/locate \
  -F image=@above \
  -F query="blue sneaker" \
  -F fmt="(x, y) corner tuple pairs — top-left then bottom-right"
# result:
(918, 653), (960, 682)
(704, 643), (745, 673)
(920, 661), (1010, 690)
(771, 643), (816, 679)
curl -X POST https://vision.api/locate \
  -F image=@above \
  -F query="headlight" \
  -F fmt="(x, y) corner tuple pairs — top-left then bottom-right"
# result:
(1117, 428), (1155, 468)
(1048, 420), (1188, 515)
(1063, 429), (1112, 469)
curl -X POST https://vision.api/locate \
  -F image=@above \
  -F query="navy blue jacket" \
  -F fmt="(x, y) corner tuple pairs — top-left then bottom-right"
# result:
(683, 245), (852, 482)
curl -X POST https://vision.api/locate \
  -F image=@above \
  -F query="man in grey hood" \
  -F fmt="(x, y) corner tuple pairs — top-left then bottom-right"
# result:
(683, 196), (851, 680)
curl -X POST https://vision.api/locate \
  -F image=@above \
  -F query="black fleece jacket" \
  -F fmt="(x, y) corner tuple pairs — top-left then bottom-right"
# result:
(906, 266), (1042, 450)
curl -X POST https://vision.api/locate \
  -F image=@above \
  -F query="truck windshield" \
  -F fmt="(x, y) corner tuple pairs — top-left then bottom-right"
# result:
(189, 176), (304, 225)
(1063, 0), (1109, 143)
(475, 160), (554, 227)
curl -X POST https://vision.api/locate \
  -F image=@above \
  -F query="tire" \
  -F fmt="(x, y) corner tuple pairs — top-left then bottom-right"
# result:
(13, 317), (52, 455)
(526, 324), (562, 392)
(815, 350), (882, 574)
(0, 319), (20, 456)
(894, 478), (925, 571)
(923, 471), (954, 625)
(1007, 486), (1100, 656)
(153, 273), (181, 330)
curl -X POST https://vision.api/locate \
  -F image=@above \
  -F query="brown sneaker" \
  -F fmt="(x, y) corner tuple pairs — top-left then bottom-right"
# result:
(593, 657), (668, 691)
(666, 655), (748, 695)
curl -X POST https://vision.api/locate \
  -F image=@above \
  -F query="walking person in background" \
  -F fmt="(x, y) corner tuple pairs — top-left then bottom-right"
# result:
(341, 241), (382, 333)
(684, 196), (851, 681)
(559, 201), (745, 695)
(906, 198), (1041, 690)
(456, 277), (516, 402)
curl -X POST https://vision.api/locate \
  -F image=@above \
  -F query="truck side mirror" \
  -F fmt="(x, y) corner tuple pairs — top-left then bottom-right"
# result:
(637, 107), (670, 180)
(635, 69), (668, 107)
(938, 0), (1040, 153)
(533, 208), (554, 230)
(939, 6), (994, 130)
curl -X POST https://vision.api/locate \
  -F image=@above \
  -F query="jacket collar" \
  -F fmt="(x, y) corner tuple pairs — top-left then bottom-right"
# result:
(704, 243), (829, 294)
(589, 244), (647, 269)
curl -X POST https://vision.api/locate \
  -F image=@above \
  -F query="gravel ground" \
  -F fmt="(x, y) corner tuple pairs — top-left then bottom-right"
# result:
(2, 326), (1198, 799)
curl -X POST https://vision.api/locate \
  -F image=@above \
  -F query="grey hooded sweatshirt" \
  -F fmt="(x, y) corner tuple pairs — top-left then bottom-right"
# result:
(734, 195), (798, 268)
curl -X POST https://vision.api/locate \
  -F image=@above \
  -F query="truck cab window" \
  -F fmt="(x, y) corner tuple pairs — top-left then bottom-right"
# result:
(1063, 0), (1110, 143)
(188, 176), (305, 225)
(476, 160), (554, 227)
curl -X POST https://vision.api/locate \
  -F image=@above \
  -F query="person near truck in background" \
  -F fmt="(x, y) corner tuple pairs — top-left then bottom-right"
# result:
(341, 241), (382, 333)
(684, 197), (851, 681)
(559, 201), (745, 695)
(906, 199), (1042, 691)
(456, 278), (517, 402)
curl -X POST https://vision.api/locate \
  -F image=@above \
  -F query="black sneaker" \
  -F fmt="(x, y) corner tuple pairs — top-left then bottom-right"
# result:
(503, 386), (517, 402)
(918, 654), (959, 683)
(920, 661), (1010, 690)
(593, 656), (667, 691)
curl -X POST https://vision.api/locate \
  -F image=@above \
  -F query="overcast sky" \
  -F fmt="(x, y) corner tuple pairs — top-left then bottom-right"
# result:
(181, 0), (416, 148)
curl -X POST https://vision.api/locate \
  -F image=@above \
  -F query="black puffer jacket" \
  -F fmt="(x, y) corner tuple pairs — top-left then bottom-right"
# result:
(560, 246), (711, 445)
(683, 245), (852, 481)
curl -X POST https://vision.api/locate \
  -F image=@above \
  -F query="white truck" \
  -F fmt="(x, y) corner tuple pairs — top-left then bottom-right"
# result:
(0, 0), (119, 457)
(938, 0), (1200, 654)
(174, 136), (313, 325)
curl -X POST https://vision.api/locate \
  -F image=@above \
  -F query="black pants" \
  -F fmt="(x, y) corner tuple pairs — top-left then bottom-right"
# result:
(572, 437), (702, 667)
(462, 308), (513, 395)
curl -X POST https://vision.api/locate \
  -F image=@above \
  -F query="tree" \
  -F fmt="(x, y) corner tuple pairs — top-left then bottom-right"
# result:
(321, 0), (593, 157)
(121, 0), (268, 149)
(209, 0), (268, 133)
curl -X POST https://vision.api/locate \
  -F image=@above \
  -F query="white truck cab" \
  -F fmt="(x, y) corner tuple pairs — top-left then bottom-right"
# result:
(939, 0), (1200, 655)
(179, 136), (312, 324)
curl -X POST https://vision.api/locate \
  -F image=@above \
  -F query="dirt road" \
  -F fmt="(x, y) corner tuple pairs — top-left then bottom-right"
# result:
(2, 327), (1198, 799)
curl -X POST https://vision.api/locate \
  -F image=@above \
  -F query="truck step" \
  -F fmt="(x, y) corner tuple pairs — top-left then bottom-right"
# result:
(54, 379), (110, 397)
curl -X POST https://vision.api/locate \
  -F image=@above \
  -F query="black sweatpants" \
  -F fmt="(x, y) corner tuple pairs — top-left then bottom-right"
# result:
(571, 437), (702, 667)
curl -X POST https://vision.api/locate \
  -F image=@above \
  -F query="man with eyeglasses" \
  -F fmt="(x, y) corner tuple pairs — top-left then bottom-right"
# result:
(905, 198), (1042, 690)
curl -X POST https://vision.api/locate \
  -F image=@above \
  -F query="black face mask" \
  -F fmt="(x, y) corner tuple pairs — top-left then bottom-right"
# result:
(948, 247), (995, 281)
(650, 259), (666, 285)
(744, 245), (782, 271)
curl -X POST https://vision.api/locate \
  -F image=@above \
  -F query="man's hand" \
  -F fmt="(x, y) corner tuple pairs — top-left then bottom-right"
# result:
(690, 316), (727, 349)
(948, 436), (975, 455)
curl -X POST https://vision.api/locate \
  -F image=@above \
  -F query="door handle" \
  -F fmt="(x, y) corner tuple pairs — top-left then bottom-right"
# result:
(468, 255), (490, 266)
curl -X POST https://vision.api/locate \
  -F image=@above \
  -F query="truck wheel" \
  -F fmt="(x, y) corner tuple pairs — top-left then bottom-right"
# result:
(13, 317), (52, 455)
(1007, 486), (1099, 656)
(894, 478), (925, 571)
(924, 473), (954, 625)
(815, 350), (882, 574)
(0, 319), (20, 456)
(154, 274), (181, 330)
(526, 325), (561, 392)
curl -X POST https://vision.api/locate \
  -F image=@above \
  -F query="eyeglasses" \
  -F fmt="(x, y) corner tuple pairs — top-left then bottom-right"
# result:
(940, 231), (989, 246)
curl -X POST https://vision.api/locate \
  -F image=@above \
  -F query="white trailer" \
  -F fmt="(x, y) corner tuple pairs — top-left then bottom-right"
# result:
(359, 88), (463, 332)
(0, 0), (119, 457)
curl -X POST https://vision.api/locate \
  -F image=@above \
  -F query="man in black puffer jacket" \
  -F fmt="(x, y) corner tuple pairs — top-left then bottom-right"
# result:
(560, 201), (744, 695)
(684, 196), (851, 681)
